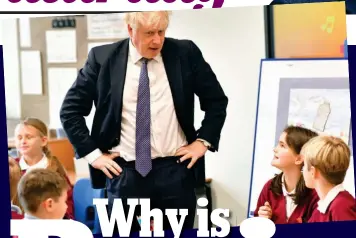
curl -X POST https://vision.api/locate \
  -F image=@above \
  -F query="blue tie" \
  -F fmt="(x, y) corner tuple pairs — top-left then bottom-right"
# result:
(135, 58), (152, 177)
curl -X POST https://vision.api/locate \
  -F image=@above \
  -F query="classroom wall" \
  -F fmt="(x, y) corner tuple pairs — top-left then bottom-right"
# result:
(0, 15), (121, 136)
(0, 18), (22, 120)
(20, 16), (89, 128)
(167, 7), (266, 225)
(1, 8), (266, 226)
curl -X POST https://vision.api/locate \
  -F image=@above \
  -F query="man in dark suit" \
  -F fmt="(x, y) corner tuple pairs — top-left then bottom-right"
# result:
(60, 11), (228, 233)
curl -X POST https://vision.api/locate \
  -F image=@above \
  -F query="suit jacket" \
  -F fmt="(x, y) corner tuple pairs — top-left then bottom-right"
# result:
(60, 37), (228, 189)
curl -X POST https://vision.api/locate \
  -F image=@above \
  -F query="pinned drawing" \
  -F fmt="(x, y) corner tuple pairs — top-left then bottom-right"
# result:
(313, 101), (331, 132)
(288, 88), (350, 144)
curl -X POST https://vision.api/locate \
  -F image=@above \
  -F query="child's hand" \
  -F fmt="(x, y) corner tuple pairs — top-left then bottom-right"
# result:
(258, 201), (272, 219)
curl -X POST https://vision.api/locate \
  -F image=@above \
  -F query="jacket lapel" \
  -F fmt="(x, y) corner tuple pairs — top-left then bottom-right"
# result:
(110, 39), (129, 124)
(108, 38), (186, 130)
(161, 40), (186, 129)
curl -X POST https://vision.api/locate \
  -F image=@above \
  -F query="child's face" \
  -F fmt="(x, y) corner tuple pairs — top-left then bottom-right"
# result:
(44, 189), (68, 219)
(15, 124), (47, 157)
(302, 161), (315, 189)
(271, 132), (300, 170)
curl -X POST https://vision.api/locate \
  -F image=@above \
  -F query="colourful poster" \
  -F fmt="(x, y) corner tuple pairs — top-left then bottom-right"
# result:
(273, 2), (346, 58)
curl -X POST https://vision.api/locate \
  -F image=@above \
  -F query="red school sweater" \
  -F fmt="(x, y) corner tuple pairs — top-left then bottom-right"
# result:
(11, 204), (24, 219)
(14, 158), (74, 220)
(308, 191), (356, 222)
(254, 179), (319, 224)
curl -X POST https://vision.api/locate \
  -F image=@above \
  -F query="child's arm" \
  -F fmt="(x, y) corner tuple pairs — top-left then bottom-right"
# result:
(258, 201), (272, 219)
(254, 188), (266, 216)
(254, 181), (272, 219)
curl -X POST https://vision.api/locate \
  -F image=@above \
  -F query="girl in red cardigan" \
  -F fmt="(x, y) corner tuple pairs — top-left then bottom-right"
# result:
(9, 157), (24, 219)
(13, 117), (74, 219)
(254, 125), (319, 224)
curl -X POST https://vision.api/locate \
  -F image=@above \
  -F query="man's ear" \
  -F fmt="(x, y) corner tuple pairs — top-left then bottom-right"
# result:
(127, 24), (133, 38)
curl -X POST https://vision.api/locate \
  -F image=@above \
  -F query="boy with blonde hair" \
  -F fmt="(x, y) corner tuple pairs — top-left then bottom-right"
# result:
(17, 168), (69, 219)
(301, 135), (356, 222)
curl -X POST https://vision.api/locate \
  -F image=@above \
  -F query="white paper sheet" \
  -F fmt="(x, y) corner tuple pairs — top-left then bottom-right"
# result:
(87, 41), (113, 54)
(19, 18), (31, 47)
(48, 67), (95, 131)
(47, 68), (78, 129)
(20, 51), (43, 95)
(87, 13), (128, 39)
(288, 88), (351, 144)
(46, 30), (77, 63)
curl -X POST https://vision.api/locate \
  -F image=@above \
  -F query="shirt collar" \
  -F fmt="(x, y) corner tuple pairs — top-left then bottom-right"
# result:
(129, 38), (162, 64)
(317, 184), (345, 214)
(282, 174), (296, 197)
(19, 154), (48, 172)
(24, 213), (39, 219)
(11, 204), (22, 214)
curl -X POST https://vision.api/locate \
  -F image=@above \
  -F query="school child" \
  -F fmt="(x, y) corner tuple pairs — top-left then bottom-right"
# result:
(254, 125), (319, 224)
(17, 168), (69, 219)
(13, 117), (74, 219)
(301, 135), (356, 222)
(9, 158), (23, 219)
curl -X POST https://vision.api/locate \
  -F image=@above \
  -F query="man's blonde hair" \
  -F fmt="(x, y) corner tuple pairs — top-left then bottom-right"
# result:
(124, 11), (171, 30)
(301, 135), (350, 185)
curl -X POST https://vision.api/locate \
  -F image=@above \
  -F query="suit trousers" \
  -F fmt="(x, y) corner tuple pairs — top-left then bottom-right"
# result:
(106, 156), (197, 235)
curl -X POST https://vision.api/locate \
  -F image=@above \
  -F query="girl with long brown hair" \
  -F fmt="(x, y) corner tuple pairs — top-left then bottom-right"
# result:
(253, 125), (319, 224)
(13, 117), (74, 219)
(9, 157), (23, 219)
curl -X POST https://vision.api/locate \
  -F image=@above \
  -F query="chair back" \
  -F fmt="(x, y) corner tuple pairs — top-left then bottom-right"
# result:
(73, 178), (104, 233)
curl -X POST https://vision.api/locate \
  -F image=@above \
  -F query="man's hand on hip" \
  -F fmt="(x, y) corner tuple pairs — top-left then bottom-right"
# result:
(175, 140), (208, 169)
(91, 153), (122, 179)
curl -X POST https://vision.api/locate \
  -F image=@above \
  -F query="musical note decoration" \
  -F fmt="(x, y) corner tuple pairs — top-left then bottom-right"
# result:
(321, 16), (335, 34)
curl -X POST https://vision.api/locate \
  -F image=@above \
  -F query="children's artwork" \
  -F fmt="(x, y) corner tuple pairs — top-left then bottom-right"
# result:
(288, 88), (351, 144)
(248, 59), (352, 218)
(87, 13), (128, 39)
(274, 77), (350, 146)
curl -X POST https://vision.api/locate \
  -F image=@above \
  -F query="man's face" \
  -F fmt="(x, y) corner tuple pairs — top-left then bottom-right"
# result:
(128, 13), (167, 59)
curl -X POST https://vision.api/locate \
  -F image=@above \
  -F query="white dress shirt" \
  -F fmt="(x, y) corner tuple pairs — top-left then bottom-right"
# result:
(281, 175), (298, 220)
(19, 154), (48, 172)
(84, 41), (189, 163)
